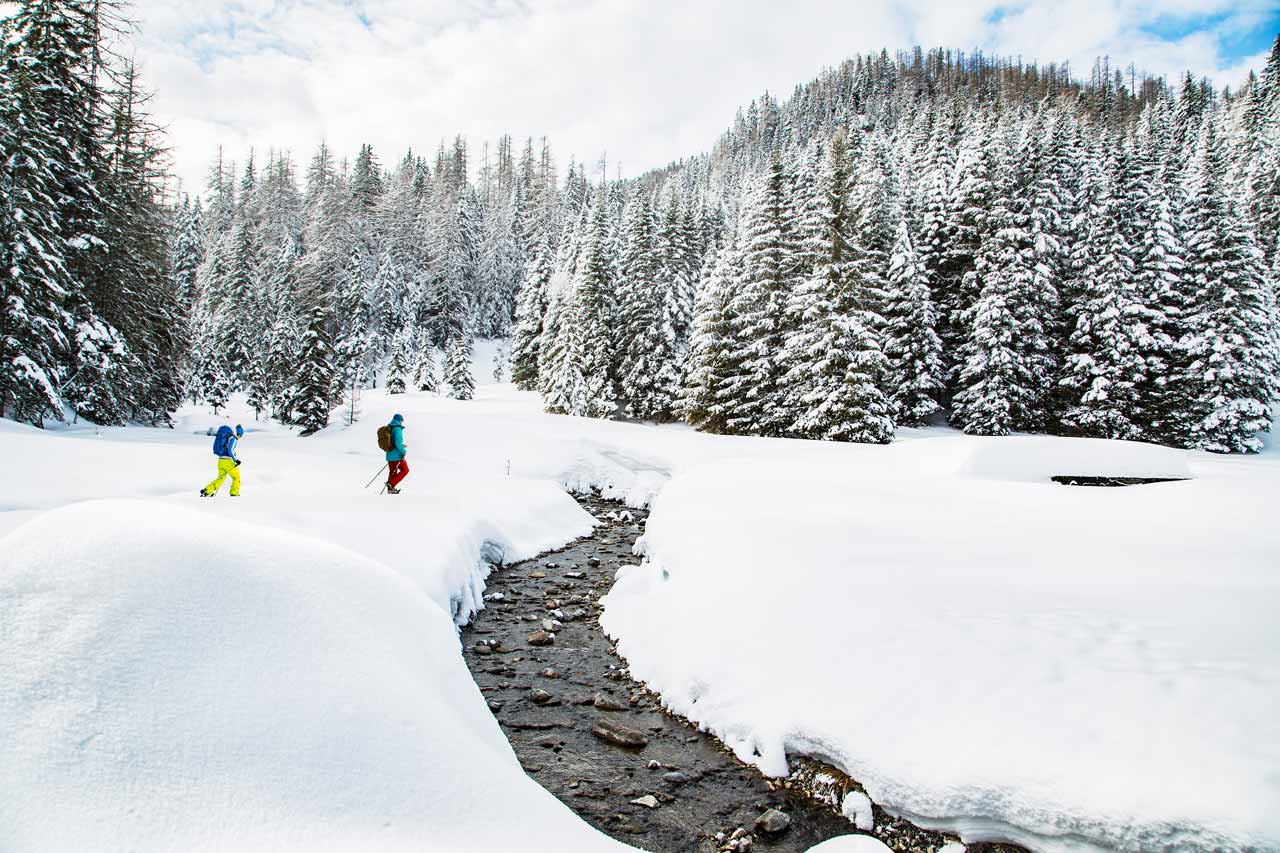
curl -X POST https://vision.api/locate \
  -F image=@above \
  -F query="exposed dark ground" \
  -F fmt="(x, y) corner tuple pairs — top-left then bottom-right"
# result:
(460, 495), (1025, 853)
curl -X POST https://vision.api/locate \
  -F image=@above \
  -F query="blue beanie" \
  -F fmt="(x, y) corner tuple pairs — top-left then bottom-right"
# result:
(391, 414), (404, 425)
(235, 424), (244, 437)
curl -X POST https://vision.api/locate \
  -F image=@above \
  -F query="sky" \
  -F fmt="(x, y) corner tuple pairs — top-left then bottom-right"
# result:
(123, 0), (1280, 198)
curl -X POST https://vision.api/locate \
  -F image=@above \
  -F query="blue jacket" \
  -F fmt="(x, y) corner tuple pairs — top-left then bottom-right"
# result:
(385, 419), (406, 462)
(220, 435), (240, 464)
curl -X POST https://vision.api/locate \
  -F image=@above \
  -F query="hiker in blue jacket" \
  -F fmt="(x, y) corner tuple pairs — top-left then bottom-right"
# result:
(385, 414), (409, 494)
(202, 424), (244, 497)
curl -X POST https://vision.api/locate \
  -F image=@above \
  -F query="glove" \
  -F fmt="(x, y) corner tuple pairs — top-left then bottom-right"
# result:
(234, 460), (241, 467)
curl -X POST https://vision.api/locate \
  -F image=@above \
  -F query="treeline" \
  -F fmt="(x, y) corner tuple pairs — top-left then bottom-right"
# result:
(5, 21), (1278, 455)
(0, 0), (178, 426)
(178, 135), (601, 433)
(515, 41), (1280, 453)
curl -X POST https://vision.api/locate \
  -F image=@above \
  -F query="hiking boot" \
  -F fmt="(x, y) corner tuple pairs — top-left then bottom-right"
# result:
(386, 486), (401, 495)
(200, 488), (210, 497)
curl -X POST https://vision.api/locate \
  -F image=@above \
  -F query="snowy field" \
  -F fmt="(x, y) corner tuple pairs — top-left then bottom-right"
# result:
(1, 345), (1277, 852)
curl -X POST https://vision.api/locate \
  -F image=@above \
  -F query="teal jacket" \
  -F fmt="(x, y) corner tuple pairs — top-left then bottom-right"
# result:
(385, 418), (406, 462)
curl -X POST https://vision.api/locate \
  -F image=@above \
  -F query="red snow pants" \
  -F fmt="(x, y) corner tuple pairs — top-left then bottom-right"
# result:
(388, 459), (410, 489)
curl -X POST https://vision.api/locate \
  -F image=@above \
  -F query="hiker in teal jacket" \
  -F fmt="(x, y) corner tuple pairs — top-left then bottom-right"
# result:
(385, 414), (409, 494)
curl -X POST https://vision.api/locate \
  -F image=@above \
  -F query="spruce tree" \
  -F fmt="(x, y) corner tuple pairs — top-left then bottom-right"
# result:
(219, 220), (258, 386)
(385, 330), (410, 395)
(1176, 122), (1280, 452)
(682, 239), (740, 432)
(657, 189), (696, 366)
(0, 13), (73, 423)
(722, 162), (794, 435)
(936, 115), (996, 388)
(62, 296), (133, 425)
(882, 217), (943, 425)
(1129, 112), (1189, 440)
(445, 325), (476, 401)
(617, 194), (678, 420)
(572, 194), (617, 418)
(539, 287), (587, 415)
(952, 127), (1059, 436)
(784, 136), (895, 444)
(411, 329), (438, 393)
(294, 307), (336, 436)
(246, 358), (271, 421)
(1058, 177), (1142, 440)
(511, 242), (551, 390)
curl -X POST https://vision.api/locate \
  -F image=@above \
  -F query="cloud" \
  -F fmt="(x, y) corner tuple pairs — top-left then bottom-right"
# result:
(127, 0), (1277, 198)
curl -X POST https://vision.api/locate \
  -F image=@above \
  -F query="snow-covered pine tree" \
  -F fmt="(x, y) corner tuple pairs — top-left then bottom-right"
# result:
(475, 191), (522, 337)
(1057, 161), (1142, 440)
(847, 128), (901, 319)
(935, 113), (996, 388)
(265, 315), (301, 423)
(537, 285), (585, 414)
(195, 342), (231, 415)
(1175, 121), (1280, 453)
(681, 237), (740, 432)
(1245, 35), (1280, 262)
(332, 244), (372, 390)
(882, 217), (943, 425)
(219, 220), (258, 386)
(411, 329), (438, 393)
(916, 102), (962, 279)
(385, 330), (410, 395)
(444, 324), (476, 401)
(0, 12), (74, 423)
(951, 120), (1060, 436)
(774, 143), (827, 430)
(1022, 107), (1070, 366)
(350, 144), (384, 213)
(1127, 106), (1190, 441)
(783, 134), (895, 444)
(511, 241), (551, 390)
(293, 307), (336, 436)
(617, 194), (678, 420)
(571, 192), (617, 419)
(431, 187), (480, 348)
(657, 189), (696, 368)
(61, 294), (134, 426)
(246, 358), (270, 421)
(722, 162), (794, 435)
(172, 198), (206, 308)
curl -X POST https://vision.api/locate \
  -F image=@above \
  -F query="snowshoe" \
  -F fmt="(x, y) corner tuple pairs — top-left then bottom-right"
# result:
(386, 486), (401, 495)
(199, 488), (210, 498)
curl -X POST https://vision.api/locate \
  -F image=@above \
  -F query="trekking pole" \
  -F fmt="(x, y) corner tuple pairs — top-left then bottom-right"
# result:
(364, 464), (388, 490)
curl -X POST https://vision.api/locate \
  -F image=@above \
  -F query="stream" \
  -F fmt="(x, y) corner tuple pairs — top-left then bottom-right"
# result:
(460, 495), (1019, 853)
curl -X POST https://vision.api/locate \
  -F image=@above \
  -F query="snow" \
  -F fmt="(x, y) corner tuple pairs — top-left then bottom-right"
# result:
(0, 501), (629, 852)
(0, 388), (638, 853)
(803, 837), (893, 853)
(953, 434), (1192, 482)
(842, 791), (874, 831)
(3, 381), (1278, 852)
(601, 436), (1280, 853)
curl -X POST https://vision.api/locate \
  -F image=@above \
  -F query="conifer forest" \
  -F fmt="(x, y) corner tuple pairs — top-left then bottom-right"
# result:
(4, 0), (1280, 453)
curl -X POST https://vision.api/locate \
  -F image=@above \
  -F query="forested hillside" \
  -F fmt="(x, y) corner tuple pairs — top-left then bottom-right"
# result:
(522, 47), (1280, 453)
(3, 0), (1278, 453)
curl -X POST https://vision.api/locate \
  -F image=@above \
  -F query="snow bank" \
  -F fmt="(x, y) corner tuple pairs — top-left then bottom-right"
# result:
(0, 501), (634, 853)
(954, 434), (1192, 482)
(804, 837), (893, 853)
(602, 447), (1280, 853)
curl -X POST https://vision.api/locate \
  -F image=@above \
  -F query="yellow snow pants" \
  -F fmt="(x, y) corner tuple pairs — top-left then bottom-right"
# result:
(205, 458), (241, 496)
